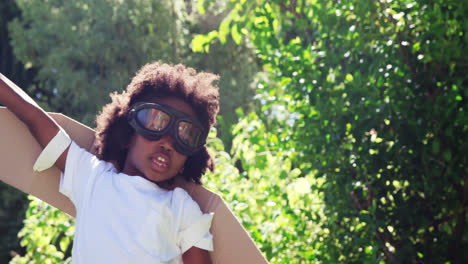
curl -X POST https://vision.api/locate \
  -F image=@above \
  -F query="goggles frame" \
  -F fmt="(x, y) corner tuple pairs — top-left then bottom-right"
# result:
(127, 102), (207, 156)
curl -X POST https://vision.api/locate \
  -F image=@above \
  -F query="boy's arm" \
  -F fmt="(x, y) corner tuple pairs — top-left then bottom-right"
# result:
(182, 247), (212, 264)
(0, 73), (69, 171)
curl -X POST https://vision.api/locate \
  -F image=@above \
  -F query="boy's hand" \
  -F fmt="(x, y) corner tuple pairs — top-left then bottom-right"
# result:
(0, 73), (69, 171)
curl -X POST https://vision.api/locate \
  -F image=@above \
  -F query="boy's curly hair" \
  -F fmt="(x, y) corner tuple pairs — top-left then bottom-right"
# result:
(94, 62), (220, 184)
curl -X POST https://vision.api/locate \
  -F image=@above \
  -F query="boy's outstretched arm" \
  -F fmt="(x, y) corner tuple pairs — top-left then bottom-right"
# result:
(182, 247), (212, 264)
(0, 73), (69, 171)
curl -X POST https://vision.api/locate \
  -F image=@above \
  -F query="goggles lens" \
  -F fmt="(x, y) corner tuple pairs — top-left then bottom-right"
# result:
(137, 108), (171, 131)
(132, 106), (205, 153)
(178, 121), (203, 147)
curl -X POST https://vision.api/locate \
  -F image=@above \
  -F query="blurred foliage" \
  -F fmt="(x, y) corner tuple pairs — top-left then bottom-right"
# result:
(3, 0), (468, 263)
(7, 0), (259, 131)
(8, 0), (181, 124)
(0, 0), (36, 87)
(194, 0), (468, 263)
(0, 185), (27, 264)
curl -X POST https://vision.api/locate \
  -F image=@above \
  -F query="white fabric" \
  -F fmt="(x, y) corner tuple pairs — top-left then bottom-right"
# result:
(33, 128), (71, 172)
(59, 142), (213, 264)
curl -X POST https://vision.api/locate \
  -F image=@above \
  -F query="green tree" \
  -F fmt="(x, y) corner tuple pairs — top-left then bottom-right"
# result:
(186, 1), (261, 149)
(8, 0), (259, 144)
(195, 0), (468, 263)
(8, 0), (180, 124)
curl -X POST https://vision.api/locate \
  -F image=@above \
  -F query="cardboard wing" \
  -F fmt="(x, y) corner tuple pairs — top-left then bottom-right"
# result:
(0, 107), (268, 264)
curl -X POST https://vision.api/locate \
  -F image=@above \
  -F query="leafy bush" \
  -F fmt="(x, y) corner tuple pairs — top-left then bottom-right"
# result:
(195, 0), (468, 263)
(206, 116), (321, 263)
(10, 197), (74, 264)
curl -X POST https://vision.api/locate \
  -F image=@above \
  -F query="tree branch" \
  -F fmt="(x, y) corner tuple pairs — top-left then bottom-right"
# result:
(374, 230), (401, 264)
(350, 190), (366, 210)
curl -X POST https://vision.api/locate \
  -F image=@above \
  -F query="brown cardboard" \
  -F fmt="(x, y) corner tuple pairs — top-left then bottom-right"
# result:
(0, 106), (268, 264)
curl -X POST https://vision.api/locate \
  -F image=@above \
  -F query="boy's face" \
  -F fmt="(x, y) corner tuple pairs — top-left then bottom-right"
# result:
(122, 96), (198, 186)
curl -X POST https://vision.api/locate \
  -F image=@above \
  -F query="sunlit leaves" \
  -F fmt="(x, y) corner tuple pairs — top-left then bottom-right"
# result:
(191, 31), (218, 53)
(10, 197), (74, 264)
(206, 123), (322, 263)
(231, 23), (243, 45)
(218, 18), (231, 44)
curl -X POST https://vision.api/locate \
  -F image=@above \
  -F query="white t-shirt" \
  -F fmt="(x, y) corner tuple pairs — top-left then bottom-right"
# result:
(59, 142), (213, 264)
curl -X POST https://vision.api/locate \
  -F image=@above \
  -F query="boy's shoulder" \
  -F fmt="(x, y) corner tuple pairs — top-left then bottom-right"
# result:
(68, 141), (117, 173)
(170, 186), (201, 211)
(171, 186), (192, 200)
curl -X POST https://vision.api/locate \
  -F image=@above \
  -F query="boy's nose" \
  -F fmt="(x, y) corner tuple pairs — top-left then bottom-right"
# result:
(158, 134), (175, 151)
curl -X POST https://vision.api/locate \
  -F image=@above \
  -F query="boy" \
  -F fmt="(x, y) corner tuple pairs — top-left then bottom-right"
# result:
(0, 62), (219, 263)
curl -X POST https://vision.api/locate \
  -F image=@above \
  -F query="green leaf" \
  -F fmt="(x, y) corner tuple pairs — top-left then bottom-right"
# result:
(191, 34), (207, 53)
(231, 23), (243, 45)
(191, 31), (218, 53)
(219, 19), (231, 44)
(432, 140), (440, 154)
(60, 237), (70, 252)
(443, 150), (452, 161)
(197, 0), (206, 15)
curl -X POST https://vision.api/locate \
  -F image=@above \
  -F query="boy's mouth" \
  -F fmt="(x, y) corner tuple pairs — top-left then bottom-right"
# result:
(150, 153), (170, 171)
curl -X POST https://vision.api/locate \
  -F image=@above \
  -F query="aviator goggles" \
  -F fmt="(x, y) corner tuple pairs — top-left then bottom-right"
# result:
(127, 102), (207, 156)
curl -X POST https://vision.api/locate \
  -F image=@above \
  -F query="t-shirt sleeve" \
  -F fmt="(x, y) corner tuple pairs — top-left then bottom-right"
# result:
(59, 141), (112, 210)
(174, 188), (214, 253)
